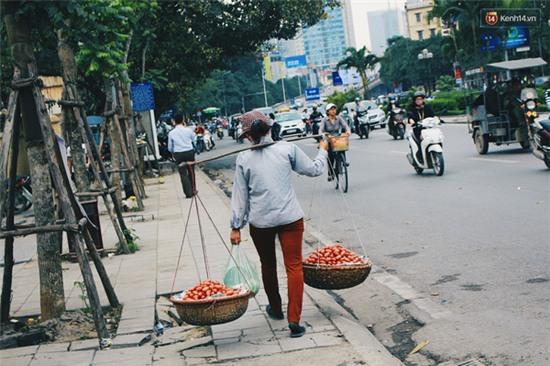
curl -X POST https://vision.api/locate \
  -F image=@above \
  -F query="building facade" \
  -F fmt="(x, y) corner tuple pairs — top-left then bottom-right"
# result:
(405, 0), (441, 41)
(367, 9), (403, 56)
(302, 7), (350, 69)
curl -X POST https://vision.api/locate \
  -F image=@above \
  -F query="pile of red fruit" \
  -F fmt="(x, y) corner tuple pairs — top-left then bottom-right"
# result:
(304, 244), (365, 266)
(182, 279), (241, 301)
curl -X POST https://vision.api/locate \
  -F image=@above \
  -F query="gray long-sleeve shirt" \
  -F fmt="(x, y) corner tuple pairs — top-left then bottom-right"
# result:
(319, 116), (350, 136)
(230, 139), (327, 229)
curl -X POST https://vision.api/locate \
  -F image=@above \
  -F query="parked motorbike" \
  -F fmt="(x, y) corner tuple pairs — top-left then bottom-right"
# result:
(217, 126), (224, 140)
(406, 117), (445, 176)
(521, 87), (550, 168)
(236, 124), (244, 144)
(12, 176), (33, 214)
(388, 107), (406, 140)
(355, 110), (369, 139)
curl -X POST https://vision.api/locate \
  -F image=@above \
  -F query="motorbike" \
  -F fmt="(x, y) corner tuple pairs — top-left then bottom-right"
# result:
(204, 130), (215, 151)
(521, 87), (550, 169)
(216, 126), (224, 140)
(236, 124), (244, 144)
(355, 110), (369, 139)
(388, 107), (406, 140)
(11, 176), (33, 214)
(406, 117), (445, 176)
(311, 116), (322, 141)
(195, 134), (206, 153)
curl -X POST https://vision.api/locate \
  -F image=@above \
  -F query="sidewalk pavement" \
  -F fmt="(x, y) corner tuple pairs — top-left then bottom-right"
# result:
(1, 170), (402, 366)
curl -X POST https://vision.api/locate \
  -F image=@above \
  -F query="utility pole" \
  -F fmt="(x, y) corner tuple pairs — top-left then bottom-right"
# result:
(281, 77), (286, 103)
(297, 77), (302, 96)
(261, 68), (268, 107)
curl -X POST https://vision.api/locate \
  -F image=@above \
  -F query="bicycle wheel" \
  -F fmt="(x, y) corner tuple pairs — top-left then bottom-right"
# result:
(338, 153), (349, 193)
(333, 157), (340, 190)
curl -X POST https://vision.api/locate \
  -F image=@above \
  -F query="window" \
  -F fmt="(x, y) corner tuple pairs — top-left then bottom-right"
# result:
(417, 30), (424, 40)
(430, 28), (436, 37)
(415, 12), (421, 23)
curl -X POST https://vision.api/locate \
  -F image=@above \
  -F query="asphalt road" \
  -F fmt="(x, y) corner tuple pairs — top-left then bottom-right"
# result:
(203, 125), (549, 365)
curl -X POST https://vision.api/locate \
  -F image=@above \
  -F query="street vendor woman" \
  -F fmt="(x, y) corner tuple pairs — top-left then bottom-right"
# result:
(230, 110), (328, 338)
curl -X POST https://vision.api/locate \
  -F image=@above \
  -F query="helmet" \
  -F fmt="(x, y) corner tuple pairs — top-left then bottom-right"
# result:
(413, 91), (426, 99)
(238, 110), (270, 139)
(355, 97), (360, 102)
(325, 103), (337, 112)
(312, 104), (318, 110)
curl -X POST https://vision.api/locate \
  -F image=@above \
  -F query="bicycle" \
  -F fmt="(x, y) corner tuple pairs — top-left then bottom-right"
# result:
(326, 134), (349, 193)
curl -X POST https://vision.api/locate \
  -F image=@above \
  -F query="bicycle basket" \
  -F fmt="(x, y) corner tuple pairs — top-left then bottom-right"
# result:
(330, 135), (349, 152)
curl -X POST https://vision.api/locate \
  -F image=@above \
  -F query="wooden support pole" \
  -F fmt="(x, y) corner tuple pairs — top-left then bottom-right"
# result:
(0, 221), (83, 240)
(0, 90), (20, 323)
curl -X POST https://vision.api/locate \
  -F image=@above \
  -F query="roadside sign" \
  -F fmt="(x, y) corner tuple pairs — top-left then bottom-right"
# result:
(130, 82), (155, 112)
(305, 87), (321, 101)
(332, 71), (343, 86)
(285, 55), (307, 69)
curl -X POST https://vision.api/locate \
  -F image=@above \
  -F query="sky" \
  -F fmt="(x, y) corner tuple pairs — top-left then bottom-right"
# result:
(346, 0), (408, 51)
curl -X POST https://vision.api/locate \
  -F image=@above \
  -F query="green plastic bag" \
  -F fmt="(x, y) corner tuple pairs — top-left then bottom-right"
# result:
(223, 245), (260, 294)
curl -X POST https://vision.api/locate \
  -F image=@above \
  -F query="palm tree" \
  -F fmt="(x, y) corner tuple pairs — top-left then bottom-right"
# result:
(337, 47), (379, 99)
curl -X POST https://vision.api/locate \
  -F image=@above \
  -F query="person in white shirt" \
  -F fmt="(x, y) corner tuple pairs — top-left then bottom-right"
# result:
(168, 115), (196, 198)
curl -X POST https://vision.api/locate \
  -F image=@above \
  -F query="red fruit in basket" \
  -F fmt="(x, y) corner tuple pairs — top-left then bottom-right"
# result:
(305, 244), (365, 266)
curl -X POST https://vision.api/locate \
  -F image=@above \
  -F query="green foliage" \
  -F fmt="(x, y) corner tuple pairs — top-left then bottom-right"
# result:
(73, 281), (91, 314)
(121, 228), (139, 254)
(179, 57), (307, 115)
(337, 47), (379, 98)
(326, 89), (360, 111)
(435, 75), (456, 92)
(380, 36), (453, 92)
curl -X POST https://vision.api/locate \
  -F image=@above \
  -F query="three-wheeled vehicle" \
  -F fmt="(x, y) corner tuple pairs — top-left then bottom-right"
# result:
(465, 57), (547, 154)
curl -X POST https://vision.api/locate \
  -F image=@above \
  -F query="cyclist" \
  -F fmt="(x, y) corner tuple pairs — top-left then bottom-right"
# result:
(320, 103), (351, 181)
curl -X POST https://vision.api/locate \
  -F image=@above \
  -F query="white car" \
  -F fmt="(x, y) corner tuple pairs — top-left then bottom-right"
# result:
(275, 112), (306, 138)
(342, 100), (386, 130)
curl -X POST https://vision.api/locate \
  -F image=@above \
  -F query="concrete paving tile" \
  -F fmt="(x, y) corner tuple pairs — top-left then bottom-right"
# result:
(92, 345), (154, 364)
(70, 338), (100, 351)
(278, 335), (317, 352)
(181, 344), (216, 358)
(0, 344), (38, 358)
(308, 330), (346, 347)
(36, 342), (71, 353)
(113, 333), (151, 346)
(29, 349), (95, 366)
(0, 355), (34, 366)
(216, 337), (281, 360)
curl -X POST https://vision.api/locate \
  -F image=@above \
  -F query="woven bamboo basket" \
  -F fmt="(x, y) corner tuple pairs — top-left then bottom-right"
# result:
(303, 261), (372, 290)
(170, 290), (251, 326)
(329, 135), (349, 152)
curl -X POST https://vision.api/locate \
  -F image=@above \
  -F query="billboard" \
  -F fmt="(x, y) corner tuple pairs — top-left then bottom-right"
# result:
(305, 87), (321, 101)
(480, 26), (529, 52)
(285, 55), (307, 69)
(131, 82), (155, 112)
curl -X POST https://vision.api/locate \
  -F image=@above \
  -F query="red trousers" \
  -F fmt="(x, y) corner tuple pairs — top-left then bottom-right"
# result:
(250, 219), (304, 324)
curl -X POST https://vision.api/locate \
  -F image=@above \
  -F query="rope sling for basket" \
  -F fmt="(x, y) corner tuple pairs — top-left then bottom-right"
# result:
(169, 166), (262, 310)
(307, 136), (369, 265)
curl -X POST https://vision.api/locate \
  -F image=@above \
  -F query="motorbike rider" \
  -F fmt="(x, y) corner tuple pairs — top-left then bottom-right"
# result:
(320, 103), (351, 181)
(269, 112), (282, 141)
(309, 105), (324, 135)
(387, 97), (401, 134)
(353, 97), (364, 133)
(408, 91), (435, 162)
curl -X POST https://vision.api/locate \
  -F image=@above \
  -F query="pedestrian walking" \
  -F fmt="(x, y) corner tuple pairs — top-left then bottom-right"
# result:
(229, 110), (328, 338)
(168, 115), (196, 198)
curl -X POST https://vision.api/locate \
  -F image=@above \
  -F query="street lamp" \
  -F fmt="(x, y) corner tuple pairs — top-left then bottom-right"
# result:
(417, 49), (434, 94)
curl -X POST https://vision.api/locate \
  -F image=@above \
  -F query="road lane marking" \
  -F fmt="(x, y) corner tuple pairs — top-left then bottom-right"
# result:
(468, 157), (518, 164)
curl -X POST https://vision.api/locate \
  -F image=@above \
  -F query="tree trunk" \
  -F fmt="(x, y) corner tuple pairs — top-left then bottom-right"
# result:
(3, 5), (66, 320)
(360, 71), (369, 99)
(57, 29), (89, 193)
(104, 79), (123, 205)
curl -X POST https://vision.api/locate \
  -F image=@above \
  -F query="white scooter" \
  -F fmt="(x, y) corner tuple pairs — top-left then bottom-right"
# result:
(406, 117), (445, 176)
